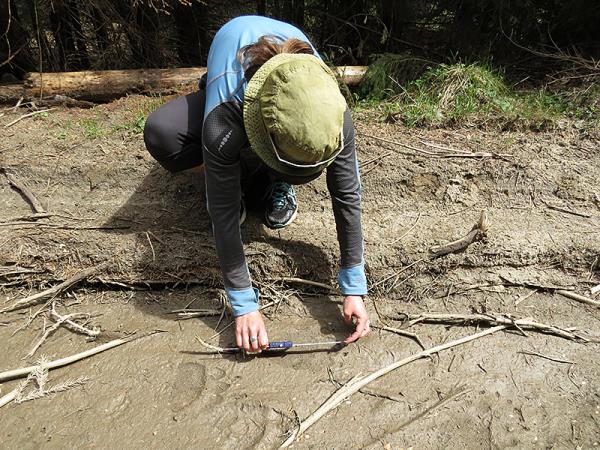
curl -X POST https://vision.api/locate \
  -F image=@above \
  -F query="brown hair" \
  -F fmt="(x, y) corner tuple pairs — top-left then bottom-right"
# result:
(238, 35), (314, 80)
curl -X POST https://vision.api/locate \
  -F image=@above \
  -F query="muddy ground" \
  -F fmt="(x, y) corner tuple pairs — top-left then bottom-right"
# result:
(1, 96), (599, 449)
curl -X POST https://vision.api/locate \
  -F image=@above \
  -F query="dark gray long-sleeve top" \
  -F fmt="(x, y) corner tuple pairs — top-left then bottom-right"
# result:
(201, 16), (367, 316)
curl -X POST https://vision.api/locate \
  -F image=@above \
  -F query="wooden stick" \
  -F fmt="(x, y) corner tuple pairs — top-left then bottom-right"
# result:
(269, 277), (335, 292)
(48, 304), (100, 337)
(404, 312), (589, 342)
(358, 133), (512, 159)
(374, 385), (470, 440)
(372, 324), (425, 350)
(392, 212), (422, 244)
(25, 314), (86, 359)
(517, 351), (574, 364)
(556, 289), (600, 308)
(280, 325), (508, 447)
(195, 335), (231, 353)
(429, 211), (489, 258)
(545, 204), (591, 218)
(1, 168), (46, 213)
(0, 262), (109, 313)
(0, 389), (18, 408)
(359, 151), (393, 167)
(3, 108), (53, 128)
(0, 332), (160, 382)
(174, 309), (222, 320)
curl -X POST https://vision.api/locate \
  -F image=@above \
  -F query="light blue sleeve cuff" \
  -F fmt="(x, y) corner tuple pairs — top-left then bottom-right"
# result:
(338, 263), (368, 296)
(225, 287), (260, 317)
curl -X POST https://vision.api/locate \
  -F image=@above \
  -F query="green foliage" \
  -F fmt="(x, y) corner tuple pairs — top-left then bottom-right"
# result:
(54, 120), (74, 140)
(358, 53), (429, 100)
(112, 95), (165, 135)
(79, 118), (103, 139)
(358, 62), (580, 130)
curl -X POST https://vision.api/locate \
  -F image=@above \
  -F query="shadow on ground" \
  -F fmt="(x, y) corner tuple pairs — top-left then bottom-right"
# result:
(101, 163), (346, 349)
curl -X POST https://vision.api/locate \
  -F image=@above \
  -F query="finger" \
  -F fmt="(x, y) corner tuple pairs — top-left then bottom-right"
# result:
(258, 327), (269, 350)
(361, 320), (371, 337)
(343, 310), (353, 325)
(249, 327), (260, 351)
(242, 328), (250, 352)
(345, 330), (361, 344)
(236, 325), (243, 348)
(354, 315), (367, 338)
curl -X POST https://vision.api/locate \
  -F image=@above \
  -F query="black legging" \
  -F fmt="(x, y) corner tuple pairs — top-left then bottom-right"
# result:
(143, 89), (206, 173)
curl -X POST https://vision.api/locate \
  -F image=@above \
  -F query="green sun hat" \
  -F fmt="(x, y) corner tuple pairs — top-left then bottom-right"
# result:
(243, 53), (347, 177)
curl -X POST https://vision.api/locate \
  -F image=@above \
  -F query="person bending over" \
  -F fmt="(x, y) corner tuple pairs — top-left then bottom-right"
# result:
(143, 15), (370, 352)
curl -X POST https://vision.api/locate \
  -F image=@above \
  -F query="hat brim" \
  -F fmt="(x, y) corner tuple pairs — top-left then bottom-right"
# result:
(243, 53), (342, 178)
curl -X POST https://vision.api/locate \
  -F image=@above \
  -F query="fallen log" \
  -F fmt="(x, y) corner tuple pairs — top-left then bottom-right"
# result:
(0, 65), (367, 103)
(0, 83), (23, 103)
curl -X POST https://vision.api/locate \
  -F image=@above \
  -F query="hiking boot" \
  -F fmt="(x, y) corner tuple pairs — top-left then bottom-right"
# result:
(264, 181), (298, 229)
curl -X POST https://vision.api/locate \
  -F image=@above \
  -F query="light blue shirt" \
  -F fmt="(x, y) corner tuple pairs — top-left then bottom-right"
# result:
(205, 15), (316, 117)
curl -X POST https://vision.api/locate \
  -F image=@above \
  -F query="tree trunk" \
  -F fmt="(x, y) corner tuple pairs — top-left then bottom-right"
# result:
(0, 0), (36, 76)
(173, 0), (209, 66)
(48, 0), (88, 70)
(257, 0), (266, 16)
(0, 66), (367, 102)
(380, 0), (413, 50)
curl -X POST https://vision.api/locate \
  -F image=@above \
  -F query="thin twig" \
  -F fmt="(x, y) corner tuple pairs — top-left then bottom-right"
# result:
(0, 331), (163, 382)
(4, 108), (53, 128)
(358, 132), (513, 159)
(372, 324), (425, 350)
(48, 304), (99, 337)
(545, 204), (592, 218)
(0, 389), (18, 408)
(1, 168), (46, 213)
(359, 151), (393, 168)
(269, 277), (335, 292)
(517, 351), (574, 365)
(556, 290), (600, 308)
(374, 385), (470, 441)
(194, 335), (237, 354)
(1, 262), (109, 313)
(403, 312), (590, 342)
(280, 325), (508, 447)
(392, 212), (422, 244)
(173, 309), (222, 320)
(515, 289), (537, 306)
(429, 211), (489, 258)
(24, 316), (69, 359)
(145, 231), (156, 261)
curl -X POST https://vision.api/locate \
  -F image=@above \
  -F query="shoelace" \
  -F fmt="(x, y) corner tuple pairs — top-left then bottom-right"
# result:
(270, 181), (294, 210)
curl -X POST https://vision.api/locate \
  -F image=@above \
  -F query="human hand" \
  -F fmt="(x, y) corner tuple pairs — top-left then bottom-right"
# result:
(342, 295), (370, 343)
(235, 310), (269, 352)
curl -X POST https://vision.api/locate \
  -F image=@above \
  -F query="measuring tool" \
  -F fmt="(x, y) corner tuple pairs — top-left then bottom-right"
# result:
(218, 340), (346, 353)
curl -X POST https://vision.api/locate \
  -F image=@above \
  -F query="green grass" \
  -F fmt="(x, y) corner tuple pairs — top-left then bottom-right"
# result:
(112, 95), (165, 135)
(357, 61), (596, 130)
(358, 52), (430, 100)
(79, 117), (103, 139)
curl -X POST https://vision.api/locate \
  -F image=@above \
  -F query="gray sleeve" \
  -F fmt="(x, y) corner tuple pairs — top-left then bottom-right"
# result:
(202, 102), (252, 291)
(326, 109), (364, 269)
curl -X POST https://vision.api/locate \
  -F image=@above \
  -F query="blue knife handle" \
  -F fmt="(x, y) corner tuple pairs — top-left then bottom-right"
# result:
(268, 341), (293, 350)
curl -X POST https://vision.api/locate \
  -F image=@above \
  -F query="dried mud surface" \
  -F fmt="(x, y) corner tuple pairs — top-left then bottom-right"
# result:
(1, 97), (600, 449)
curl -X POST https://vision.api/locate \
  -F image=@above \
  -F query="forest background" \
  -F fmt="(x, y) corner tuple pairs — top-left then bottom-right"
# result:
(1, 1), (599, 127)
